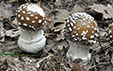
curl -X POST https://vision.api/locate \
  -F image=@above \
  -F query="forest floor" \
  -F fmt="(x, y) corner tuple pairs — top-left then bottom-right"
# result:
(0, 0), (113, 71)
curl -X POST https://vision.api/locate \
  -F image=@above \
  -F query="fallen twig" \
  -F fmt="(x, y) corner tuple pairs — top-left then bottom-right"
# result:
(36, 54), (54, 68)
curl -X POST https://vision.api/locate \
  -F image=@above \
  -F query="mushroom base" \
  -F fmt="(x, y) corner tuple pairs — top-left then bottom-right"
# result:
(18, 28), (46, 53)
(67, 40), (91, 62)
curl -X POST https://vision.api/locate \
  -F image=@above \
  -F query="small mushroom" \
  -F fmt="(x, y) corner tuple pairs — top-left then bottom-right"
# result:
(16, 3), (46, 53)
(63, 12), (99, 61)
(106, 23), (113, 46)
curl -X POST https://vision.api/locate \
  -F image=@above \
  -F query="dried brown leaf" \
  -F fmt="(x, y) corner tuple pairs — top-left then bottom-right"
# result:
(54, 0), (62, 7)
(90, 43), (100, 51)
(103, 4), (113, 19)
(53, 22), (64, 30)
(0, 2), (13, 18)
(95, 55), (100, 63)
(71, 64), (84, 71)
(44, 36), (68, 54)
(89, 4), (113, 19)
(53, 9), (71, 24)
(71, 4), (85, 14)
(0, 22), (5, 42)
(56, 31), (64, 41)
(5, 28), (20, 38)
(71, 58), (86, 71)
(36, 54), (54, 68)
(43, 16), (52, 32)
(0, 56), (5, 62)
(99, 28), (106, 37)
(41, 4), (52, 17)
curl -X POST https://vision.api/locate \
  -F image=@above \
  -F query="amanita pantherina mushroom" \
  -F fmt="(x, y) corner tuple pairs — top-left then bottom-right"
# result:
(16, 3), (46, 53)
(63, 12), (99, 61)
(106, 23), (113, 46)
(106, 23), (113, 64)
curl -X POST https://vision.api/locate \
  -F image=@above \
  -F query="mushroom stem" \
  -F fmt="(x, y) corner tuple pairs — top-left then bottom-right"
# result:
(18, 28), (46, 53)
(67, 40), (91, 61)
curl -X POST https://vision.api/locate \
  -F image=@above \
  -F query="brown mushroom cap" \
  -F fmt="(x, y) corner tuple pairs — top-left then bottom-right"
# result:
(106, 23), (113, 46)
(63, 12), (99, 44)
(16, 3), (46, 30)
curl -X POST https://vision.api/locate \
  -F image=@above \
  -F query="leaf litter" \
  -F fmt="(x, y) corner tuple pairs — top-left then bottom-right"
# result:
(0, 0), (113, 71)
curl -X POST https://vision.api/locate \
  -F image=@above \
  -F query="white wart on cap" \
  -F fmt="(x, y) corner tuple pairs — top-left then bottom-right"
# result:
(106, 23), (113, 46)
(63, 12), (99, 44)
(16, 3), (46, 30)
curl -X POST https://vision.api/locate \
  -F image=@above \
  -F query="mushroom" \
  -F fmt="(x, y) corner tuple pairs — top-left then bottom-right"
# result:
(106, 23), (113, 64)
(106, 23), (113, 46)
(16, 3), (46, 53)
(63, 12), (99, 61)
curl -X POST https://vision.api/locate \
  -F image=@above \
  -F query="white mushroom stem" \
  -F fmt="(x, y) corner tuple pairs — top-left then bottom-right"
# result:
(18, 28), (46, 53)
(67, 40), (91, 61)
